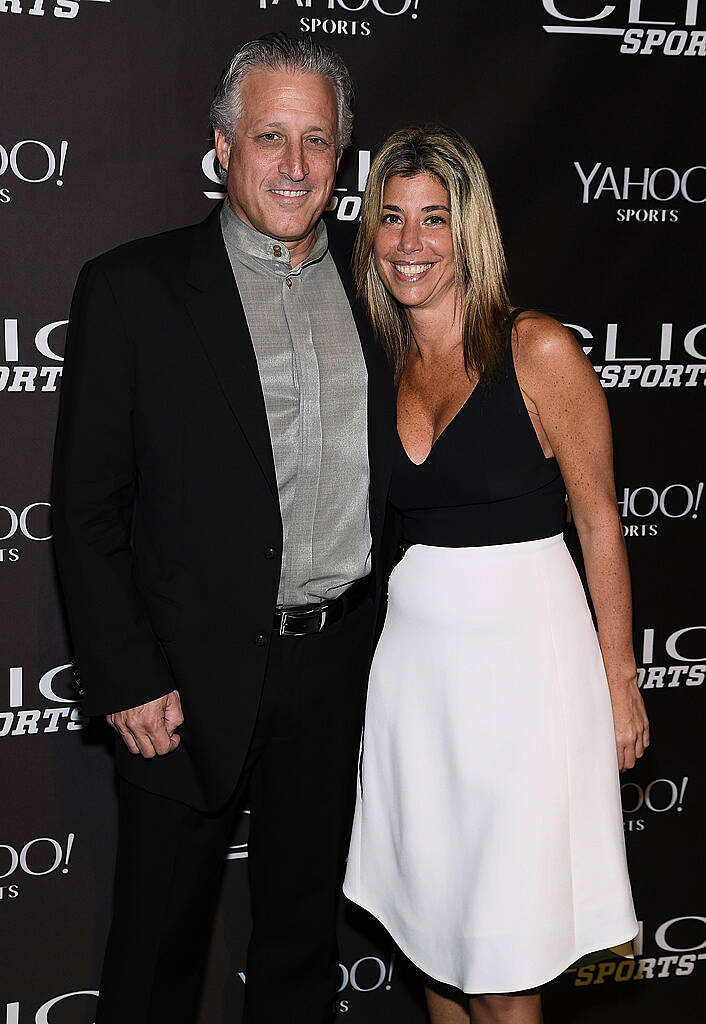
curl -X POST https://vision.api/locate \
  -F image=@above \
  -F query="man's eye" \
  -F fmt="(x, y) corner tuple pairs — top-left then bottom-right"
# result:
(260, 133), (280, 142)
(306, 137), (328, 146)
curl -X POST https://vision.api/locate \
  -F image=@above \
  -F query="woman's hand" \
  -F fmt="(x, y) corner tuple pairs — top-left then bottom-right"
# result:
(608, 676), (650, 771)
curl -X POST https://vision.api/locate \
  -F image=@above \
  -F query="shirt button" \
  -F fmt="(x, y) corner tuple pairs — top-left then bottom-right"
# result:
(273, 244), (282, 258)
(285, 278), (292, 288)
(264, 547), (277, 559)
(255, 634), (267, 647)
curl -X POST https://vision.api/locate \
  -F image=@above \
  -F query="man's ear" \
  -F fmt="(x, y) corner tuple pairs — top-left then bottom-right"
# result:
(214, 129), (231, 173)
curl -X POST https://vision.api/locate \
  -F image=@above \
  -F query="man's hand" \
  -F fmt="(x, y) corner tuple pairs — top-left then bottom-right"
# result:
(107, 689), (183, 758)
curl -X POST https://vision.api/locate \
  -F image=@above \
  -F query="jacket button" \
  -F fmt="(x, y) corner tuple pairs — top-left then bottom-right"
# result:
(264, 547), (277, 559)
(254, 634), (267, 647)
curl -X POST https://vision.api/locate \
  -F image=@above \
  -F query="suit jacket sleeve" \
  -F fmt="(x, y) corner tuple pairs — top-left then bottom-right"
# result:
(51, 260), (175, 716)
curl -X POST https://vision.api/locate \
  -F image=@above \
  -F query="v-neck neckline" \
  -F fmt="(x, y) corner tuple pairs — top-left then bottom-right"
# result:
(396, 307), (532, 468)
(397, 380), (481, 467)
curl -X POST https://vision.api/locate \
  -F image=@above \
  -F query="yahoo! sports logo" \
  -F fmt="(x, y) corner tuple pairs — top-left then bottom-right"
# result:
(0, 833), (77, 902)
(542, 1), (706, 56)
(0, 503), (51, 563)
(574, 161), (706, 224)
(621, 775), (689, 832)
(0, 139), (69, 206)
(0, 501), (51, 565)
(257, 0), (421, 38)
(238, 951), (396, 1013)
(618, 482), (704, 537)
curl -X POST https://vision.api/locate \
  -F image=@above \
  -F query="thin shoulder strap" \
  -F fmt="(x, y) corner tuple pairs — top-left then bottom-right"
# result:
(507, 306), (529, 327)
(502, 308), (529, 364)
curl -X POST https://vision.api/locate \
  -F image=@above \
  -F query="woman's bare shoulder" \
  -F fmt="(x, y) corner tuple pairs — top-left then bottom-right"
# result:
(512, 309), (582, 357)
(511, 309), (599, 405)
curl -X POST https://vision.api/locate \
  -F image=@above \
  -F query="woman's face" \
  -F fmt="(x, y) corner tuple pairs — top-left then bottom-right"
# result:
(373, 172), (455, 312)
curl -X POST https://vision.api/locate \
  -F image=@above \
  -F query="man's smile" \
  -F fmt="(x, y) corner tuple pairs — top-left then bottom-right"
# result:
(269, 188), (311, 199)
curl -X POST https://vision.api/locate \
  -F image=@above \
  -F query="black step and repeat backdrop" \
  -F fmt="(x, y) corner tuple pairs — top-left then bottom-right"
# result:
(1, 2), (704, 1022)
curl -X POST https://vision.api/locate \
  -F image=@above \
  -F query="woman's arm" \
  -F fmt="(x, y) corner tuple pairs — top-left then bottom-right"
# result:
(514, 313), (649, 771)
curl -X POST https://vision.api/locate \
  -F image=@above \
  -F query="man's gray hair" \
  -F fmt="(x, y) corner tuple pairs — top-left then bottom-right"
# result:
(210, 33), (354, 155)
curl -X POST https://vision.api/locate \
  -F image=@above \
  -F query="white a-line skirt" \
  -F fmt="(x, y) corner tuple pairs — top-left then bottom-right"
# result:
(344, 535), (638, 994)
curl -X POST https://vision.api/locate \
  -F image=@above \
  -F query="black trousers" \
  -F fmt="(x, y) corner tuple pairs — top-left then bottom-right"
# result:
(95, 595), (375, 1024)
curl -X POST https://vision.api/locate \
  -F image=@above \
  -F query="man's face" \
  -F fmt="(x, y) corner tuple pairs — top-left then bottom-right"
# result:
(215, 68), (341, 262)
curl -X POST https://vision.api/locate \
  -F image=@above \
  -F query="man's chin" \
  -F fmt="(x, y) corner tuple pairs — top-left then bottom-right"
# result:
(258, 213), (323, 245)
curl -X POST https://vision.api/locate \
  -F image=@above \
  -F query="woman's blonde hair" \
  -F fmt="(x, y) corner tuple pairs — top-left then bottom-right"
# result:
(353, 124), (511, 382)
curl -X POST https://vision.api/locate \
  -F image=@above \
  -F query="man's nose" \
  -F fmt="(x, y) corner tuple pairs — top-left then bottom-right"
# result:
(279, 140), (308, 182)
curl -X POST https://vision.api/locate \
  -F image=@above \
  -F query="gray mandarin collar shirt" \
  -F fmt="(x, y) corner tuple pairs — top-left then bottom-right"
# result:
(220, 201), (371, 607)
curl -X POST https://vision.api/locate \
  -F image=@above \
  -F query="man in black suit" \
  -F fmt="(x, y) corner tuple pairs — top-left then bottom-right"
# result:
(52, 33), (393, 1024)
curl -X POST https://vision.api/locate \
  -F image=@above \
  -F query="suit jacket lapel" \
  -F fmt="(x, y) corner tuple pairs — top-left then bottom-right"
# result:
(185, 205), (278, 503)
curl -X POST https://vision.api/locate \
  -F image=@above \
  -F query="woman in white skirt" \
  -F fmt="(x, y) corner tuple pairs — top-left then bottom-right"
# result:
(343, 125), (650, 1024)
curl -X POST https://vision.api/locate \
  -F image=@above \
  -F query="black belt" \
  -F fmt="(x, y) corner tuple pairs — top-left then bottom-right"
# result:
(274, 576), (371, 638)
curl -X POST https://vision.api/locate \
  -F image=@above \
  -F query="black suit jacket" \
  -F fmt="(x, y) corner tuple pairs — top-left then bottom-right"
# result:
(51, 204), (395, 811)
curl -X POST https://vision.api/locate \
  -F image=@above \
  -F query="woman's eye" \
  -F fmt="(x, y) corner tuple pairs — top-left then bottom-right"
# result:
(426, 215), (446, 226)
(381, 214), (401, 224)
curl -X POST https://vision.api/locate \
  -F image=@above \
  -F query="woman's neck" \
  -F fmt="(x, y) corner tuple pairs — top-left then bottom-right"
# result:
(405, 295), (463, 362)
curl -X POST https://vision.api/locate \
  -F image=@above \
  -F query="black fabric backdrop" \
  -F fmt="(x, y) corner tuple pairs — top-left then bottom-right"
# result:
(1, 2), (704, 1021)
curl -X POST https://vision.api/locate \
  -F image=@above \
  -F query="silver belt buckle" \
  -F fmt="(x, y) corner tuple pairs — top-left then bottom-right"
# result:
(279, 605), (328, 637)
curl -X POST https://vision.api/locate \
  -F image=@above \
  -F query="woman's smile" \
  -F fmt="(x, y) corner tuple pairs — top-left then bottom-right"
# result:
(390, 261), (437, 283)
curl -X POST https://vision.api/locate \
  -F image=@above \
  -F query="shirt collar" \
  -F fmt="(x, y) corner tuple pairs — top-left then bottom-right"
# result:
(220, 199), (328, 270)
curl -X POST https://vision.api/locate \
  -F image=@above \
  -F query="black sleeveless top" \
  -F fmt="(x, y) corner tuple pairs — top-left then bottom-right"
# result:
(391, 308), (567, 548)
